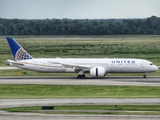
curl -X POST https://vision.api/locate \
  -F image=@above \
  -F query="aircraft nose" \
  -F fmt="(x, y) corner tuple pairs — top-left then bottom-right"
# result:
(155, 66), (159, 71)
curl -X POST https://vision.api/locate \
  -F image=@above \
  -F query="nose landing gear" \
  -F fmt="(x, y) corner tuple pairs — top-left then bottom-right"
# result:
(143, 73), (148, 78)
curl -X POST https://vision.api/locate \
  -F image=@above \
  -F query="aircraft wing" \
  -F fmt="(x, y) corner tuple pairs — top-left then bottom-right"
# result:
(49, 61), (91, 70)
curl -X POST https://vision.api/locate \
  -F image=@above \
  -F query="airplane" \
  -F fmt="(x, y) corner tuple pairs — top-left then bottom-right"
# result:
(6, 37), (158, 78)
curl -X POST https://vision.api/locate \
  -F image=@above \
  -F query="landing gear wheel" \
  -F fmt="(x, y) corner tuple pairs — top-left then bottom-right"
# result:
(81, 74), (85, 78)
(77, 75), (81, 78)
(77, 74), (86, 78)
(143, 73), (148, 78)
(143, 75), (147, 78)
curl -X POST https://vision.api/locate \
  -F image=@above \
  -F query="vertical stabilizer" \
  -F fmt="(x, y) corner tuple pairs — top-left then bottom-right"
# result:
(6, 37), (33, 61)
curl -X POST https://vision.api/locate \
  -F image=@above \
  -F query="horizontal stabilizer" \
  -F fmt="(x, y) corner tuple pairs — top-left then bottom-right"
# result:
(7, 60), (24, 66)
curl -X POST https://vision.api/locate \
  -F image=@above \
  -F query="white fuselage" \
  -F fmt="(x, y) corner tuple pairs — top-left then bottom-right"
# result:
(9, 58), (158, 73)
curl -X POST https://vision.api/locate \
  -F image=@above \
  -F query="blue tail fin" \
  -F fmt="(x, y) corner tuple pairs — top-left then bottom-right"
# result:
(6, 37), (33, 61)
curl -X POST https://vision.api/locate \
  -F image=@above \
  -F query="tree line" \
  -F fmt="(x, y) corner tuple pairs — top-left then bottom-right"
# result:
(0, 16), (160, 35)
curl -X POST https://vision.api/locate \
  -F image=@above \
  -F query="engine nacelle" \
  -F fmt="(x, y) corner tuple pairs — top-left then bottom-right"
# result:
(90, 67), (107, 77)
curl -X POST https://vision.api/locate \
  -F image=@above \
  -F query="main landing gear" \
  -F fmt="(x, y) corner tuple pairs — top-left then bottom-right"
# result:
(143, 73), (148, 78)
(77, 74), (86, 78)
(77, 70), (85, 78)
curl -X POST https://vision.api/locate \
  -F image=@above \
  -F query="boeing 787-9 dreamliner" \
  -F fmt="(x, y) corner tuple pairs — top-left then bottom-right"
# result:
(6, 37), (158, 78)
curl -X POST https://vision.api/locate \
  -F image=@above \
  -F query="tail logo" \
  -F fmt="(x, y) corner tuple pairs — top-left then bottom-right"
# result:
(15, 48), (32, 61)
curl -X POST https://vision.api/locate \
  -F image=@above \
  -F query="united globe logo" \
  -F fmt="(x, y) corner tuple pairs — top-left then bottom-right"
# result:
(15, 48), (32, 61)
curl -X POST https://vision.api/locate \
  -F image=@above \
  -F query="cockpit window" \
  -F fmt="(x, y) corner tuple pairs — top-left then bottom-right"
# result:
(150, 63), (153, 65)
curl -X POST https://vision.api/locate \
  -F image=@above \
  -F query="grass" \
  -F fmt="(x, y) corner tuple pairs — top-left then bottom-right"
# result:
(0, 35), (160, 66)
(0, 85), (160, 98)
(2, 105), (160, 115)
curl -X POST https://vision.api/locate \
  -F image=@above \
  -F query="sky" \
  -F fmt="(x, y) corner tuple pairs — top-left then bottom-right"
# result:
(0, 0), (160, 19)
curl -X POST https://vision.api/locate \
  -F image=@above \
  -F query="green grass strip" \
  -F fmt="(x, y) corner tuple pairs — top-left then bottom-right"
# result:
(0, 85), (160, 98)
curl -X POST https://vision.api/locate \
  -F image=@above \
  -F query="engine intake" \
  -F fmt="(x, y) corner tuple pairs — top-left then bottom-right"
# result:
(90, 67), (107, 77)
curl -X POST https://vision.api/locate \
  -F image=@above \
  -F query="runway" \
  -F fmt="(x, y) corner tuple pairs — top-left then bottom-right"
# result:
(0, 76), (160, 86)
(0, 111), (160, 120)
(1, 98), (160, 108)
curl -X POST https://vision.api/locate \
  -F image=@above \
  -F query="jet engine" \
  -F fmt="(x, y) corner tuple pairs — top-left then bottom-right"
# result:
(90, 67), (107, 77)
